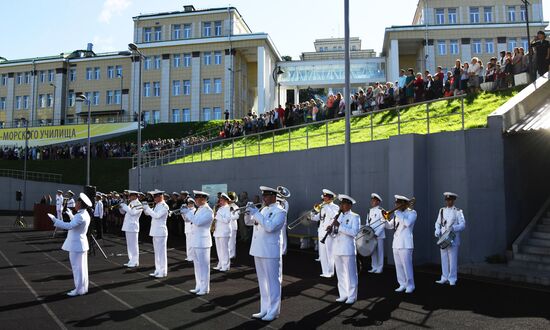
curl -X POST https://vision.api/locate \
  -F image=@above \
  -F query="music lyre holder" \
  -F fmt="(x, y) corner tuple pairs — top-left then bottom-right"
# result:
(88, 233), (108, 259)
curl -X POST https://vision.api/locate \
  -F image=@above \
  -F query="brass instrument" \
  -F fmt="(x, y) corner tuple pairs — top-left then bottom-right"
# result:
(381, 197), (416, 220)
(287, 202), (324, 230)
(277, 186), (291, 198)
(231, 203), (263, 214)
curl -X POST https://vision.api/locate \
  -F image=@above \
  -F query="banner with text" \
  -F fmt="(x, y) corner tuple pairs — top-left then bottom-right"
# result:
(0, 122), (139, 147)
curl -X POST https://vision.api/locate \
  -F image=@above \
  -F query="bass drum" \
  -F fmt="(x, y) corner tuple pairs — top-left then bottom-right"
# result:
(355, 225), (377, 257)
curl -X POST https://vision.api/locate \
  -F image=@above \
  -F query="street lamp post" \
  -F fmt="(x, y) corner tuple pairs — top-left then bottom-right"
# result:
(272, 66), (284, 108)
(119, 43), (144, 191)
(50, 83), (56, 125)
(520, 0), (534, 80)
(76, 94), (91, 186)
(22, 118), (29, 211)
(117, 73), (124, 116)
(344, 0), (351, 195)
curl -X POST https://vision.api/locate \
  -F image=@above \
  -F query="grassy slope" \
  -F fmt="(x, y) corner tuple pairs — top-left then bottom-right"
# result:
(170, 89), (518, 164)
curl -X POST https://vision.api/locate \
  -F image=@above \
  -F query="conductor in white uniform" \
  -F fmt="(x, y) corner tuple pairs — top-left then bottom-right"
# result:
(331, 194), (361, 304)
(385, 195), (417, 293)
(245, 186), (286, 322)
(368, 193), (386, 274)
(310, 189), (339, 278)
(48, 193), (92, 296)
(435, 192), (466, 286)
(119, 190), (143, 267)
(143, 189), (169, 278)
(182, 190), (214, 296)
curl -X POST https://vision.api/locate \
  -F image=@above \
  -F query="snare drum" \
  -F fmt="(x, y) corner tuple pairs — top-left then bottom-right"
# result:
(436, 230), (456, 250)
(356, 225), (377, 257)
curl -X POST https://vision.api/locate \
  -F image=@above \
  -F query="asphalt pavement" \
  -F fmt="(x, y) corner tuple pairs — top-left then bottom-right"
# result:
(1, 228), (549, 329)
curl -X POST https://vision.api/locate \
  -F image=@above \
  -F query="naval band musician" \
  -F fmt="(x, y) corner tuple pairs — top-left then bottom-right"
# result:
(310, 189), (339, 278)
(143, 189), (169, 278)
(119, 190), (144, 268)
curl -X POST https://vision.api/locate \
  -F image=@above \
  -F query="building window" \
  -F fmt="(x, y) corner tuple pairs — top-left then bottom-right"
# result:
(183, 53), (191, 67)
(92, 92), (100, 105)
(472, 39), (482, 54)
(23, 95), (29, 109)
(144, 82), (151, 97)
(69, 68), (76, 81)
(68, 92), (75, 107)
(214, 21), (222, 36)
(183, 108), (190, 122)
(203, 22), (211, 37)
(39, 71), (46, 83)
(107, 66), (115, 79)
(47, 94), (53, 107)
(172, 109), (180, 122)
(116, 65), (123, 77)
(483, 7), (493, 22)
(508, 6), (516, 22)
(114, 90), (121, 104)
(48, 70), (54, 82)
(173, 80), (181, 96)
(183, 80), (191, 95)
(153, 82), (160, 97)
(172, 24), (181, 40)
(106, 90), (114, 104)
(86, 68), (93, 80)
(153, 110), (160, 123)
(450, 40), (459, 54)
(24, 72), (31, 84)
(437, 40), (447, 55)
(448, 8), (457, 24)
(214, 78), (222, 94)
(485, 39), (495, 53)
(16, 96), (22, 109)
(204, 52), (212, 66)
(94, 67), (100, 80)
(17, 73), (23, 84)
(213, 107), (222, 120)
(203, 79), (211, 94)
(469, 7), (480, 23)
(143, 111), (151, 123)
(435, 8), (444, 25)
(153, 27), (162, 41)
(508, 38), (517, 52)
(144, 57), (152, 70)
(173, 54), (181, 68)
(0, 97), (6, 110)
(154, 56), (161, 69)
(183, 24), (191, 39)
(214, 51), (222, 65)
(0, 74), (6, 85)
(202, 107), (211, 121)
(521, 38), (529, 50)
(520, 5), (526, 22)
(144, 27), (152, 42)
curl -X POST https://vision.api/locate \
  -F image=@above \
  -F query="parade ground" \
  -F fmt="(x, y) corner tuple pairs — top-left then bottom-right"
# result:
(1, 227), (549, 330)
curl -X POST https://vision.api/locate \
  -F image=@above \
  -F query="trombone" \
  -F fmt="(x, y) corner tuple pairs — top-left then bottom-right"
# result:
(382, 197), (416, 220)
(287, 203), (323, 230)
(231, 203), (263, 214)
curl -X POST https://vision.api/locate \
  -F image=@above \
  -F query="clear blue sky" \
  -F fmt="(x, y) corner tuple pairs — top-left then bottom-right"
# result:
(1, 0), (549, 61)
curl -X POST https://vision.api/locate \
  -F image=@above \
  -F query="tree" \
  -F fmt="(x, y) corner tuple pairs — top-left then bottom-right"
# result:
(281, 55), (292, 61)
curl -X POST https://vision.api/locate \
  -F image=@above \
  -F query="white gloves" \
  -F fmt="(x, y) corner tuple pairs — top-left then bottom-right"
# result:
(47, 213), (56, 222)
(246, 202), (258, 215)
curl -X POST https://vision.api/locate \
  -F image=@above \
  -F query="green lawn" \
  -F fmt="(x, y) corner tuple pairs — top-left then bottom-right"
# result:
(169, 90), (518, 165)
(0, 159), (131, 192)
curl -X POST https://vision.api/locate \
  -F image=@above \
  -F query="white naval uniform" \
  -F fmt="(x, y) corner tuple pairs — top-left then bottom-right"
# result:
(52, 209), (91, 295)
(245, 203), (286, 319)
(182, 205), (196, 261)
(93, 200), (104, 219)
(56, 194), (64, 219)
(213, 204), (232, 271)
(184, 204), (214, 294)
(67, 198), (76, 209)
(279, 200), (289, 255)
(311, 202), (339, 276)
(385, 209), (417, 291)
(333, 210), (361, 301)
(228, 203), (239, 259)
(144, 201), (169, 277)
(368, 206), (386, 273)
(120, 199), (143, 266)
(434, 206), (466, 284)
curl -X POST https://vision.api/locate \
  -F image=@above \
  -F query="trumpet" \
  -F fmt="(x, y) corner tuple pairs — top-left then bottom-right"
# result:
(287, 203), (324, 230)
(382, 197), (416, 220)
(231, 203), (263, 214)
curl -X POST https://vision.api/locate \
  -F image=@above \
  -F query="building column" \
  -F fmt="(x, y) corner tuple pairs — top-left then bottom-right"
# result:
(461, 38), (472, 64)
(54, 68), (66, 125)
(160, 54), (170, 123)
(497, 37), (507, 54)
(5, 73), (15, 127)
(293, 86), (300, 104)
(130, 56), (140, 119)
(426, 39), (435, 74)
(257, 46), (266, 114)
(122, 89), (129, 119)
(224, 49), (235, 119)
(388, 39), (400, 84)
(28, 71), (37, 124)
(191, 51), (201, 121)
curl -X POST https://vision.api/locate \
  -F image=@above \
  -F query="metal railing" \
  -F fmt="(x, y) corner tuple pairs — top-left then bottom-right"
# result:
(0, 115), (138, 129)
(138, 95), (468, 168)
(0, 168), (62, 183)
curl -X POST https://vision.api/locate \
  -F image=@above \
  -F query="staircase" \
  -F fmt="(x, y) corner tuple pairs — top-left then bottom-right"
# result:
(509, 196), (550, 275)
